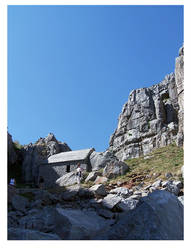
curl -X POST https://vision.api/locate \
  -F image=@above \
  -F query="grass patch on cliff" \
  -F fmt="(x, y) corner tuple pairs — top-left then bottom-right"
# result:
(13, 140), (23, 150)
(109, 143), (184, 186)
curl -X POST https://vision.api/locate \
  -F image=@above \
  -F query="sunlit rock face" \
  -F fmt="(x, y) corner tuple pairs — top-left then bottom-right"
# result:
(109, 46), (184, 160)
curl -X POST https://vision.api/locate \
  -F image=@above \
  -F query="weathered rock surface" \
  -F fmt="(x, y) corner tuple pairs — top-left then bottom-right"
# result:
(11, 194), (29, 212)
(94, 176), (108, 184)
(89, 184), (107, 196)
(85, 171), (100, 183)
(21, 133), (71, 184)
(109, 46), (184, 160)
(18, 207), (72, 239)
(8, 228), (61, 240)
(90, 150), (118, 171)
(103, 161), (129, 179)
(55, 172), (78, 187)
(102, 194), (122, 209)
(175, 45), (184, 146)
(109, 187), (132, 198)
(100, 190), (183, 240)
(117, 198), (139, 212)
(56, 208), (114, 239)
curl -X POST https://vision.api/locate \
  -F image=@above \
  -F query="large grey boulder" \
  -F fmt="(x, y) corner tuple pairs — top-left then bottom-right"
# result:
(151, 179), (162, 188)
(89, 184), (107, 197)
(8, 228), (61, 240)
(56, 172), (77, 187)
(109, 187), (132, 198)
(11, 195), (29, 212)
(8, 211), (20, 228)
(103, 161), (129, 179)
(178, 196), (184, 205)
(19, 207), (72, 239)
(85, 171), (100, 183)
(90, 150), (118, 171)
(94, 176), (108, 184)
(162, 180), (181, 196)
(61, 185), (93, 201)
(56, 208), (114, 239)
(116, 198), (139, 212)
(100, 190), (183, 240)
(102, 194), (122, 210)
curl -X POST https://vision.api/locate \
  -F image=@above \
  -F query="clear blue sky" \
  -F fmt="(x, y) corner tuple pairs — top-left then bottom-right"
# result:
(8, 5), (183, 152)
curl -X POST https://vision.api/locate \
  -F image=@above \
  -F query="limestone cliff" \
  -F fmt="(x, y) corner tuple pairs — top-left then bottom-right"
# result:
(109, 46), (184, 160)
(21, 133), (71, 184)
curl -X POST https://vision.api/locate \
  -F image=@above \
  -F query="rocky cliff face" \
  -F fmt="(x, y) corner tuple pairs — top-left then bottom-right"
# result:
(8, 133), (18, 166)
(175, 46), (184, 146)
(109, 46), (184, 160)
(21, 133), (71, 184)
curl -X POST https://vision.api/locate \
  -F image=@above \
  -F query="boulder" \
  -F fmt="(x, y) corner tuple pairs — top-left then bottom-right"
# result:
(101, 190), (183, 240)
(89, 184), (107, 196)
(8, 228), (61, 240)
(116, 198), (139, 212)
(103, 161), (129, 179)
(56, 172), (77, 187)
(178, 196), (184, 205)
(102, 194), (122, 210)
(173, 180), (183, 189)
(85, 171), (100, 183)
(56, 208), (114, 239)
(109, 187), (131, 198)
(61, 185), (93, 201)
(94, 176), (108, 184)
(11, 195), (29, 212)
(19, 207), (72, 239)
(97, 208), (114, 219)
(90, 150), (118, 171)
(151, 179), (162, 188)
(8, 212), (20, 228)
(165, 172), (173, 179)
(165, 181), (180, 196)
(130, 194), (141, 200)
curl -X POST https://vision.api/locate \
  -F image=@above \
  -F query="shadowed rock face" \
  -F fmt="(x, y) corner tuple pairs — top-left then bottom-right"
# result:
(8, 133), (17, 165)
(21, 133), (71, 184)
(109, 46), (184, 160)
(99, 190), (183, 240)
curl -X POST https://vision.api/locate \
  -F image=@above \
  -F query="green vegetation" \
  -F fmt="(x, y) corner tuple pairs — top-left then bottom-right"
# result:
(13, 140), (23, 150)
(82, 181), (94, 188)
(148, 121), (150, 129)
(108, 143), (183, 187)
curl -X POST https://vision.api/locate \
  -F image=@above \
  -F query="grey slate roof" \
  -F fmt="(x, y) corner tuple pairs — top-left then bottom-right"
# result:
(47, 148), (95, 164)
